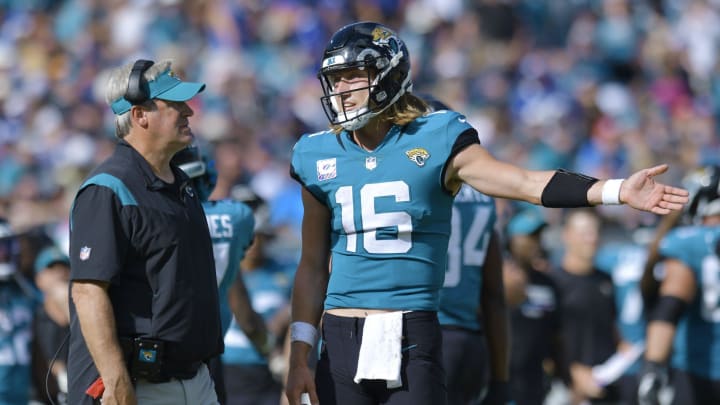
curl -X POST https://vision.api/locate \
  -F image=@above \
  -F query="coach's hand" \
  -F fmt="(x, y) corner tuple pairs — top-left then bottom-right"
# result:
(101, 373), (136, 405)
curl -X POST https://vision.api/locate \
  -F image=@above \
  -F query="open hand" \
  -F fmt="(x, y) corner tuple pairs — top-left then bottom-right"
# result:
(621, 165), (689, 215)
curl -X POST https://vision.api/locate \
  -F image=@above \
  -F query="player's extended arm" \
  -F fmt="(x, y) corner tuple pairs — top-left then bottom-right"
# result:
(639, 259), (695, 404)
(72, 280), (136, 405)
(480, 231), (511, 404)
(228, 275), (273, 356)
(447, 144), (688, 214)
(285, 187), (331, 405)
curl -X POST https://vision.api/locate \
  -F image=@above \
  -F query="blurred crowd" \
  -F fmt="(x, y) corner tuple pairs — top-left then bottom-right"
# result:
(1, 0), (720, 251)
(2, 0), (720, 403)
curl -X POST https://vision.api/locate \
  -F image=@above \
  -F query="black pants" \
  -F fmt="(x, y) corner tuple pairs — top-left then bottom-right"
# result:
(316, 311), (447, 405)
(223, 364), (281, 405)
(441, 327), (488, 405)
(207, 355), (227, 405)
(670, 368), (720, 405)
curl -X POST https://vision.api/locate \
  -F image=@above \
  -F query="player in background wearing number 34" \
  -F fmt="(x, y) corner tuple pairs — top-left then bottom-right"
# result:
(284, 21), (689, 405)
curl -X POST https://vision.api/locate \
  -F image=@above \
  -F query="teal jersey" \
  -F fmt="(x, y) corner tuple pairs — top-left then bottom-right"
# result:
(659, 225), (720, 379)
(596, 242), (647, 375)
(223, 260), (294, 365)
(291, 111), (475, 311)
(437, 185), (496, 330)
(202, 199), (255, 334)
(0, 282), (35, 405)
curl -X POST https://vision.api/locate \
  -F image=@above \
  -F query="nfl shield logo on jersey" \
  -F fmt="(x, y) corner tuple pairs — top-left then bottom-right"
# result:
(365, 157), (377, 170)
(79, 246), (92, 261)
(317, 158), (337, 181)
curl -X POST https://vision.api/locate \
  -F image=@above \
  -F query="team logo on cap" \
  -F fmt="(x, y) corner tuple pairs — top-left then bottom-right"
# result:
(405, 148), (430, 167)
(79, 246), (92, 261)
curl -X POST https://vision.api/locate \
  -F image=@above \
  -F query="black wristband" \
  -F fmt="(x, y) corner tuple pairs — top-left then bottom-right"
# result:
(541, 169), (598, 208)
(647, 295), (687, 325)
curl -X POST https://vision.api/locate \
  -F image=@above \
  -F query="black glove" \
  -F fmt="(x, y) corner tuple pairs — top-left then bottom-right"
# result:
(637, 361), (673, 405)
(482, 380), (512, 405)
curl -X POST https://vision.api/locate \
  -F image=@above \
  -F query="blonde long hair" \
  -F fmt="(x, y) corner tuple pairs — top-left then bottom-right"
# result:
(329, 92), (430, 134)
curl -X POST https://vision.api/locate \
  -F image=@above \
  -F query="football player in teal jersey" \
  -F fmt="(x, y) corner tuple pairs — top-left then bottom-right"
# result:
(438, 183), (508, 405)
(595, 237), (648, 402)
(222, 187), (295, 405)
(425, 97), (510, 405)
(286, 21), (688, 405)
(173, 146), (272, 404)
(639, 166), (720, 405)
(0, 219), (37, 405)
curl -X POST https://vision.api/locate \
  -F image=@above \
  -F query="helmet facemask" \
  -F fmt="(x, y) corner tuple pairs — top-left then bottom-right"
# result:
(320, 65), (377, 131)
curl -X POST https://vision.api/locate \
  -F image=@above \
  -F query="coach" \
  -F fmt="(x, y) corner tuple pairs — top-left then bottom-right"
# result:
(68, 59), (222, 405)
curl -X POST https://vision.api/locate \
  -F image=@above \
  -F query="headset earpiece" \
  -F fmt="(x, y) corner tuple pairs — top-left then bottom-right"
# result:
(125, 59), (155, 105)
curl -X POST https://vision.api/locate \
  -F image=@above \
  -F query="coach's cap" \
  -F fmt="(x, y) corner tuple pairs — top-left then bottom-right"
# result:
(110, 68), (205, 115)
(34, 246), (70, 274)
(507, 209), (546, 237)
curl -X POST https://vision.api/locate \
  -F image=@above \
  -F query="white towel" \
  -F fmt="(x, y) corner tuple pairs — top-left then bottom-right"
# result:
(353, 311), (403, 388)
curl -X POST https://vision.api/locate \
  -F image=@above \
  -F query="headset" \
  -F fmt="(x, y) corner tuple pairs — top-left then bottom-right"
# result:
(124, 59), (155, 105)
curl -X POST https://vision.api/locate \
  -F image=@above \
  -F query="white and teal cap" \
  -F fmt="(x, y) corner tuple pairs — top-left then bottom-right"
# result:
(110, 68), (206, 115)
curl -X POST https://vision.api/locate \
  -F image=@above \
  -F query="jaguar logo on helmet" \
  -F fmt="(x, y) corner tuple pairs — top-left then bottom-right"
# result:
(372, 27), (391, 42)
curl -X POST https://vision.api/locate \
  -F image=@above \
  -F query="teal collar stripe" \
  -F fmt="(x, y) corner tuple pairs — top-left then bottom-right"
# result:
(69, 173), (137, 231)
(110, 69), (206, 115)
(79, 173), (138, 206)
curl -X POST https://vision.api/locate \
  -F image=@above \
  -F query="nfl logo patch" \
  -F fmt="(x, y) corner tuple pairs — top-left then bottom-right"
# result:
(365, 157), (377, 170)
(79, 246), (92, 261)
(317, 158), (337, 181)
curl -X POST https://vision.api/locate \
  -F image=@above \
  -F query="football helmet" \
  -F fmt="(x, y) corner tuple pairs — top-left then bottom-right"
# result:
(172, 145), (217, 202)
(230, 185), (272, 235)
(0, 218), (19, 280)
(683, 165), (720, 221)
(318, 21), (412, 131)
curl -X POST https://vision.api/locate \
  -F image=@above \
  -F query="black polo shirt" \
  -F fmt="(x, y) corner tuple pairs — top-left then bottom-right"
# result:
(67, 141), (222, 401)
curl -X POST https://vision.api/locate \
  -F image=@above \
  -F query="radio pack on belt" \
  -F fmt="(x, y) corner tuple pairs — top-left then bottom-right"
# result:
(120, 337), (165, 380)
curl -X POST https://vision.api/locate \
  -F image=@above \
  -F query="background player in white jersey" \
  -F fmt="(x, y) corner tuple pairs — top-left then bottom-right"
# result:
(638, 165), (720, 405)
(286, 21), (688, 405)
(173, 146), (273, 404)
